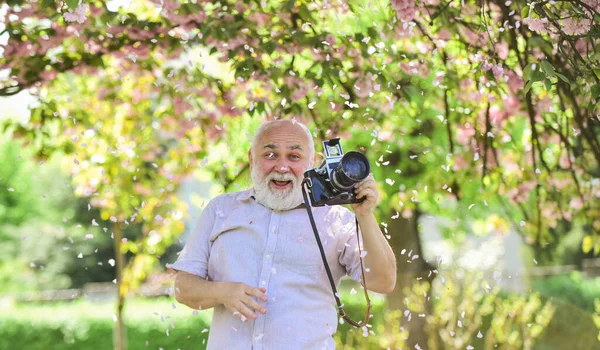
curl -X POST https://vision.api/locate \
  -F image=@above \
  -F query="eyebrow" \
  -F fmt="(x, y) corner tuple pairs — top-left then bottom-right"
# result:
(263, 144), (304, 151)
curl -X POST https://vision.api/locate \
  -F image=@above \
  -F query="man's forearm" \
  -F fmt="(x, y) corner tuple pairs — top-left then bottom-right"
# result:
(356, 212), (397, 293)
(174, 271), (224, 310)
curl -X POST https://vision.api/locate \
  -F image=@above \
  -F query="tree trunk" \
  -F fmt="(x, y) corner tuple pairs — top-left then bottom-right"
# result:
(113, 224), (127, 350)
(386, 208), (435, 349)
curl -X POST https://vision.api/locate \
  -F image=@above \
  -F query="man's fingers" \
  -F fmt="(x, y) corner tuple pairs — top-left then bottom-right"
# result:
(244, 295), (267, 315)
(246, 286), (268, 302)
(233, 311), (247, 322)
(236, 301), (258, 320)
(355, 188), (375, 199)
(354, 180), (375, 192)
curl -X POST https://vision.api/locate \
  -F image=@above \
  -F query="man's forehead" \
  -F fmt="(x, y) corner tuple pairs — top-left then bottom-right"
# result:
(258, 125), (309, 146)
(263, 143), (304, 150)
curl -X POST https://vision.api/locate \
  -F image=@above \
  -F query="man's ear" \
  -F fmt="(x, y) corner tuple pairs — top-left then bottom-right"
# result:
(248, 148), (253, 170)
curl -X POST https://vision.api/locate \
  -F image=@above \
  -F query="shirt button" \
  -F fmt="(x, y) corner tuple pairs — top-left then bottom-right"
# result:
(265, 254), (271, 259)
(261, 280), (266, 286)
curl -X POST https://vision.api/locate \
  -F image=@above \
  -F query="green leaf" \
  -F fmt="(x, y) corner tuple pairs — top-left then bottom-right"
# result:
(66, 0), (79, 11)
(555, 72), (570, 84)
(264, 41), (275, 55)
(531, 70), (546, 83)
(283, 0), (295, 11)
(524, 80), (534, 94)
(541, 61), (555, 78)
(523, 63), (535, 82)
(298, 4), (313, 22)
(544, 79), (552, 91)
(521, 6), (530, 19)
(41, 0), (54, 9)
(529, 37), (553, 55)
(592, 84), (600, 100)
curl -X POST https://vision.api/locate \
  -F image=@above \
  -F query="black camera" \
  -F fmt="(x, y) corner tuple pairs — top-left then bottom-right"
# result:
(303, 138), (371, 207)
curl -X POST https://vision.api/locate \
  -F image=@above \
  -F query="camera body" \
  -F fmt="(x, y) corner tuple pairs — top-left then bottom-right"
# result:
(304, 138), (371, 207)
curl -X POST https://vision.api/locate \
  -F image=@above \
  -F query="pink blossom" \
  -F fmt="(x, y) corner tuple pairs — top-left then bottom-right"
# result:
(89, 5), (104, 16)
(64, 4), (89, 24)
(162, 0), (181, 11)
(462, 28), (487, 47)
(550, 177), (571, 190)
(436, 29), (452, 41)
(584, 0), (600, 13)
(481, 61), (493, 71)
(134, 184), (154, 196)
(40, 69), (58, 82)
(494, 41), (509, 60)
(492, 64), (504, 79)
(452, 155), (469, 171)
(390, 0), (418, 22)
(456, 125), (476, 145)
(353, 72), (377, 98)
(400, 61), (429, 76)
(503, 94), (521, 118)
(394, 21), (416, 38)
(489, 105), (505, 125)
(459, 78), (474, 90)
(501, 155), (520, 173)
(325, 34), (337, 46)
(172, 97), (192, 116)
(506, 70), (524, 93)
(562, 18), (591, 35)
(559, 154), (573, 169)
(575, 38), (588, 55)
(522, 17), (547, 33)
(507, 181), (536, 203)
(569, 197), (583, 210)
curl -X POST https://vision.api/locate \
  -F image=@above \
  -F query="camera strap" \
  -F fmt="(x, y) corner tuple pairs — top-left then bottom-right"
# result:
(301, 180), (372, 328)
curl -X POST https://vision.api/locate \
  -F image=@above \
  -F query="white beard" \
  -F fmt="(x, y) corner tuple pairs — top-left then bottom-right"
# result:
(251, 166), (305, 211)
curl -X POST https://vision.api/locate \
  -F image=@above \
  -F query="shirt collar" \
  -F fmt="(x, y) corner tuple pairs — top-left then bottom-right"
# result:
(236, 188), (255, 202)
(236, 188), (307, 210)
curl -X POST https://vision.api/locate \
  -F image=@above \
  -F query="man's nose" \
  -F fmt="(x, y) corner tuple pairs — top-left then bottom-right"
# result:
(274, 159), (290, 173)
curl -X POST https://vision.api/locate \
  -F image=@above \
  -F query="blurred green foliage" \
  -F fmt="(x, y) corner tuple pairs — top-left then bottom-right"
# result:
(334, 269), (599, 349)
(0, 133), (115, 291)
(532, 271), (600, 313)
(0, 295), (381, 350)
(0, 279), (598, 349)
(0, 297), (212, 350)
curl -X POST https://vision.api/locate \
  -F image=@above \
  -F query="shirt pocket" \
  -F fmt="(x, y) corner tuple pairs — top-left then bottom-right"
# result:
(277, 232), (323, 277)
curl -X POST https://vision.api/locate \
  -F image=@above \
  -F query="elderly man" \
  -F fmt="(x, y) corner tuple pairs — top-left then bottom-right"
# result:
(169, 119), (396, 349)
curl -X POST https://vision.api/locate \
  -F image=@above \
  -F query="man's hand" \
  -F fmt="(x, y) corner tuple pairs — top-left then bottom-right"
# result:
(351, 173), (379, 217)
(220, 282), (268, 322)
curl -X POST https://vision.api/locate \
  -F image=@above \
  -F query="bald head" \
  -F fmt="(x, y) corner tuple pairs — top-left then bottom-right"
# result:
(250, 120), (315, 168)
(248, 119), (315, 210)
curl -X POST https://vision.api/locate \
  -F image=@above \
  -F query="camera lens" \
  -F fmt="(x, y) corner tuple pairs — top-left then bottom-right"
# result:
(332, 151), (370, 191)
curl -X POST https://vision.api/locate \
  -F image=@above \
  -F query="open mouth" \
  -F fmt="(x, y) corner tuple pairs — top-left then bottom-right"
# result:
(271, 180), (292, 189)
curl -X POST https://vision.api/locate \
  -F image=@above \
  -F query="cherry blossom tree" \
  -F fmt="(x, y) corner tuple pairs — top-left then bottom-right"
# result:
(1, 0), (599, 348)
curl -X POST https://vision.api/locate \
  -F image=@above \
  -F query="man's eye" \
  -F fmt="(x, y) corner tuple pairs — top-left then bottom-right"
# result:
(289, 154), (300, 159)
(266, 152), (276, 158)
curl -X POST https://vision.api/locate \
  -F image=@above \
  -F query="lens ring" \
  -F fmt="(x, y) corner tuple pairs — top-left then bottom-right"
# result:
(340, 152), (370, 181)
(331, 151), (370, 191)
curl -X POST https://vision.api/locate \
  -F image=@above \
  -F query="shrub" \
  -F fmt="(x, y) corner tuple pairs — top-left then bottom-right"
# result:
(0, 297), (211, 350)
(0, 294), (386, 350)
(531, 271), (600, 313)
(336, 269), (599, 350)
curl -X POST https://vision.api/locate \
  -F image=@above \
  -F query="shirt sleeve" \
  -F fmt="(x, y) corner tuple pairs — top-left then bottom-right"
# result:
(166, 201), (216, 279)
(337, 211), (364, 284)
